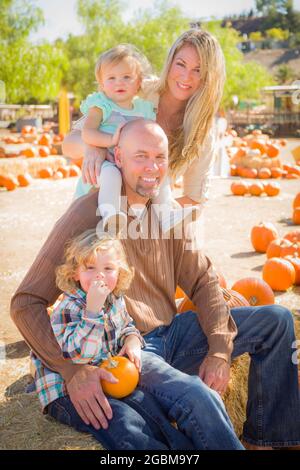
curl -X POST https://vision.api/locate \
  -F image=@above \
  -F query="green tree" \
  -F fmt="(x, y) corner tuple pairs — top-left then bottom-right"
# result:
(203, 21), (276, 108)
(275, 64), (296, 83)
(255, 0), (288, 15)
(0, 0), (68, 103)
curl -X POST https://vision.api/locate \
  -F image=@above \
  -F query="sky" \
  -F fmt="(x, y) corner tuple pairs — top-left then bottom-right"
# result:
(30, 0), (300, 43)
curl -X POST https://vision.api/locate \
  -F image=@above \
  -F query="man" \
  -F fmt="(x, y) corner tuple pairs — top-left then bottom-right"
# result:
(11, 120), (300, 450)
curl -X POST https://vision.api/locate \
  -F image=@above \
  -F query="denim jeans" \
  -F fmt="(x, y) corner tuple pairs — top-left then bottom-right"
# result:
(143, 305), (300, 448)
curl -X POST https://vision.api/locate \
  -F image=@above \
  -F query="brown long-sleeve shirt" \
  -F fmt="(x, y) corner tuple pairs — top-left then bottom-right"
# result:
(10, 190), (237, 384)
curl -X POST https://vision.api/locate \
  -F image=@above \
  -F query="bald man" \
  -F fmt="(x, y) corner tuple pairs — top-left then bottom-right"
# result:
(11, 119), (300, 450)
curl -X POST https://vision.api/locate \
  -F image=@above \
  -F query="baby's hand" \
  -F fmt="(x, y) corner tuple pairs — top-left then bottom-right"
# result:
(118, 335), (142, 371)
(86, 279), (111, 313)
(111, 123), (126, 147)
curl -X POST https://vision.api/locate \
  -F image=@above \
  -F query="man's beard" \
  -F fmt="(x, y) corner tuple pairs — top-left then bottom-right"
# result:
(135, 183), (160, 199)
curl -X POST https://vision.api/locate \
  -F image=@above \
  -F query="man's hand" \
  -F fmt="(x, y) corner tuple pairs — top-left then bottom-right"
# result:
(118, 335), (142, 371)
(82, 145), (105, 185)
(66, 365), (118, 430)
(199, 356), (230, 396)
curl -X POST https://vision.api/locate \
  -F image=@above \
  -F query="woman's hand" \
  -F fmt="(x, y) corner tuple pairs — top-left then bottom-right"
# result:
(82, 145), (106, 186)
(118, 335), (142, 371)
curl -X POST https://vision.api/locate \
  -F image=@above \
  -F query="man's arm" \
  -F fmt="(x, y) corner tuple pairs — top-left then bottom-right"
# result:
(10, 190), (99, 383)
(174, 232), (237, 364)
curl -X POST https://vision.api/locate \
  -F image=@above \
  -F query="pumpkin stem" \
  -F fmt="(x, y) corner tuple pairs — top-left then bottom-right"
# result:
(107, 353), (118, 369)
(249, 296), (258, 306)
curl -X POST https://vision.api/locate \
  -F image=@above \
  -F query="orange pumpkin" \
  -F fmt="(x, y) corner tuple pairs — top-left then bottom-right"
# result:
(230, 164), (238, 176)
(231, 277), (275, 306)
(20, 147), (36, 158)
(266, 238), (293, 259)
(249, 182), (264, 196)
(284, 230), (300, 243)
(264, 182), (280, 197)
(175, 286), (186, 299)
(38, 168), (53, 178)
(271, 167), (284, 179)
(251, 139), (266, 155)
(50, 146), (58, 155)
(57, 166), (70, 178)
(293, 193), (300, 209)
(262, 258), (295, 291)
(285, 173), (300, 179)
(293, 207), (300, 225)
(39, 146), (50, 157)
(258, 168), (272, 179)
(231, 181), (249, 196)
(279, 139), (287, 146)
(100, 355), (139, 398)
(69, 165), (81, 177)
(17, 173), (32, 187)
(284, 256), (300, 285)
(2, 174), (19, 191)
(251, 222), (279, 253)
(38, 133), (52, 147)
(266, 143), (280, 158)
(238, 167), (258, 179)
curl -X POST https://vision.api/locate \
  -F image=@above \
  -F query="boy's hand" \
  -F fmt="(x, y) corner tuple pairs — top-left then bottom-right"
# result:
(86, 280), (110, 314)
(118, 335), (142, 371)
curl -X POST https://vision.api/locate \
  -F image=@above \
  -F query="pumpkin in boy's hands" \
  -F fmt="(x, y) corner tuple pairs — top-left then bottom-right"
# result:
(100, 355), (139, 398)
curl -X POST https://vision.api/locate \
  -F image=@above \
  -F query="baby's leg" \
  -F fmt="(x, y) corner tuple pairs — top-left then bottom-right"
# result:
(152, 177), (200, 234)
(97, 161), (127, 235)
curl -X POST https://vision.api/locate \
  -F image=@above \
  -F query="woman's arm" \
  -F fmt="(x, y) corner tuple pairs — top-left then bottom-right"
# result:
(82, 107), (114, 148)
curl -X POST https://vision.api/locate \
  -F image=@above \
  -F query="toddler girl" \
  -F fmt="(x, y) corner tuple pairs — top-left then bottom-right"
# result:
(75, 44), (197, 234)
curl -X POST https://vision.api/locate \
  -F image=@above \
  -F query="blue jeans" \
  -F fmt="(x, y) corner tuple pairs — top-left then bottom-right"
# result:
(143, 305), (300, 448)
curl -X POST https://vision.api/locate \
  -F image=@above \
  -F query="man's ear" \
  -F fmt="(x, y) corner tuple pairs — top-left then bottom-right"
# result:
(114, 146), (122, 169)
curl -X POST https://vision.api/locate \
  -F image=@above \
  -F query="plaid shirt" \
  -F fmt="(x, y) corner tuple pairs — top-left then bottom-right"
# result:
(31, 288), (144, 411)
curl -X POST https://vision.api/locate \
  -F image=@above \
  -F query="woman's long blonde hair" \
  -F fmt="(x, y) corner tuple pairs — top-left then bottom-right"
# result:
(56, 229), (134, 297)
(158, 29), (226, 176)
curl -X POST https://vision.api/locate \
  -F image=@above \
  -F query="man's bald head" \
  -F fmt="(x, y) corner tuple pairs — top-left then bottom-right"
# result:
(114, 118), (169, 204)
(119, 119), (168, 149)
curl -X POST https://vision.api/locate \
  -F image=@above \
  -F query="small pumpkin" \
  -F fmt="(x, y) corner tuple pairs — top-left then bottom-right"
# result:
(230, 165), (238, 176)
(100, 355), (139, 398)
(284, 256), (300, 285)
(264, 182), (280, 197)
(271, 167), (284, 179)
(284, 230), (300, 243)
(38, 168), (53, 179)
(231, 181), (249, 196)
(39, 146), (50, 157)
(231, 277), (275, 306)
(17, 173), (32, 187)
(238, 167), (258, 179)
(258, 168), (272, 179)
(38, 133), (52, 147)
(20, 147), (36, 158)
(266, 143), (280, 158)
(251, 222), (279, 253)
(262, 258), (295, 291)
(293, 193), (300, 209)
(69, 165), (81, 177)
(2, 174), (19, 191)
(57, 166), (70, 178)
(249, 182), (264, 196)
(266, 238), (293, 259)
(293, 207), (300, 225)
(251, 139), (266, 155)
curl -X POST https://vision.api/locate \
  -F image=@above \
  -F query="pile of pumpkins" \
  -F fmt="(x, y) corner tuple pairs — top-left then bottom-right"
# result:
(250, 196), (300, 291)
(231, 180), (280, 197)
(0, 126), (82, 191)
(228, 129), (300, 180)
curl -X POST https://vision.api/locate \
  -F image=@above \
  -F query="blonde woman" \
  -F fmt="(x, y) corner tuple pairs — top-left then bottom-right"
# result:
(63, 29), (225, 211)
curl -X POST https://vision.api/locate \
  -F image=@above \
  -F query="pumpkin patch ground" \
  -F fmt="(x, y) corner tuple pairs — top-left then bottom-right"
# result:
(0, 137), (299, 449)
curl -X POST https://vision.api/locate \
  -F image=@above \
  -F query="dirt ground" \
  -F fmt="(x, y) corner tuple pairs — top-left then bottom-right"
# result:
(0, 138), (299, 449)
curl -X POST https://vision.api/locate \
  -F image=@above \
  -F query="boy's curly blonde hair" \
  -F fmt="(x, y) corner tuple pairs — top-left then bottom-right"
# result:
(56, 229), (134, 297)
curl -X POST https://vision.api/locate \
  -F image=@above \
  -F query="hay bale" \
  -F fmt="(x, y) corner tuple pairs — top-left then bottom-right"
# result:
(223, 314), (300, 437)
(0, 156), (67, 178)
